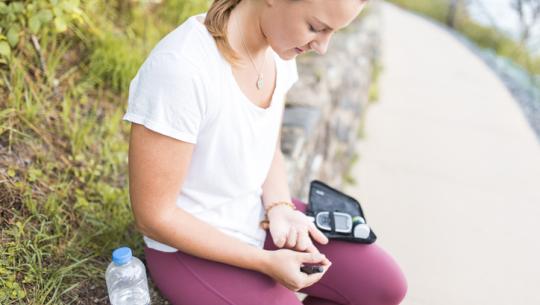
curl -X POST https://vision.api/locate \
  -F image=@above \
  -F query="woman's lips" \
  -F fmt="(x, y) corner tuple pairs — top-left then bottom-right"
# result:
(295, 47), (305, 54)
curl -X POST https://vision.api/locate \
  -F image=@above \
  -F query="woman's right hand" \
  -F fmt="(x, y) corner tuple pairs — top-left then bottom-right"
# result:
(260, 248), (332, 291)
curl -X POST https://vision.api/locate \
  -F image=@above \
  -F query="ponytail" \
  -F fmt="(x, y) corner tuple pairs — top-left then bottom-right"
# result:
(204, 0), (243, 67)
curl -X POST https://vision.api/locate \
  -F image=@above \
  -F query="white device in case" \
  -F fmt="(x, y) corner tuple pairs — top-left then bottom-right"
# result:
(315, 211), (353, 233)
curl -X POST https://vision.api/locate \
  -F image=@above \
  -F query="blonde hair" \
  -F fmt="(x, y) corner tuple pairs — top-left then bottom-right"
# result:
(204, 0), (243, 67)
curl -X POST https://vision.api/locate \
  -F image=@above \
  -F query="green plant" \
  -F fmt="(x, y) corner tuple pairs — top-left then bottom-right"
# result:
(0, 0), (208, 303)
(342, 152), (359, 186)
(0, 0), (85, 62)
(368, 59), (382, 103)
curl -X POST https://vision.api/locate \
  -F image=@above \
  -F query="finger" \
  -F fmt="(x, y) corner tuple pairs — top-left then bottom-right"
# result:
(300, 260), (332, 289)
(308, 245), (330, 265)
(304, 271), (326, 287)
(274, 235), (286, 248)
(286, 227), (297, 248)
(305, 261), (333, 285)
(271, 228), (288, 248)
(295, 228), (311, 252)
(309, 222), (329, 244)
(309, 222), (329, 245)
(305, 243), (321, 256)
(299, 231), (329, 265)
(301, 251), (326, 264)
(321, 257), (332, 268)
(310, 254), (331, 267)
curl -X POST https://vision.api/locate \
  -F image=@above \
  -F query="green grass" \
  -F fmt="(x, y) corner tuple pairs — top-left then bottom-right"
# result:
(0, 1), (209, 303)
(388, 0), (450, 23)
(342, 152), (360, 187)
(368, 59), (382, 104)
(354, 57), (382, 141)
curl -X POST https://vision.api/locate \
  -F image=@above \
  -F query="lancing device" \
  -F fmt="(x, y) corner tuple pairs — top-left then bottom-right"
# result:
(300, 265), (324, 274)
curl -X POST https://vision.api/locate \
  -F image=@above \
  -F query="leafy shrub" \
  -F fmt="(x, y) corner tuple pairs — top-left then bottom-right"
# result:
(0, 0), (85, 61)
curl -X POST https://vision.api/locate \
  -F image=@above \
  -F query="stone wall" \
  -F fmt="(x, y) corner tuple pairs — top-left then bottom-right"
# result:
(281, 4), (382, 202)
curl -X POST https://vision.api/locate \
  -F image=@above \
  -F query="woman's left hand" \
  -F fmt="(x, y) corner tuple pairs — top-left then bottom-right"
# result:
(267, 205), (329, 254)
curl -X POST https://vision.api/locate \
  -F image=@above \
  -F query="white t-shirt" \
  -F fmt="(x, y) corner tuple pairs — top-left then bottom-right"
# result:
(122, 12), (299, 252)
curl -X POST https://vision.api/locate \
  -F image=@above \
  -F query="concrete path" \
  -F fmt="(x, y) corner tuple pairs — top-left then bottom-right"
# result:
(344, 2), (540, 305)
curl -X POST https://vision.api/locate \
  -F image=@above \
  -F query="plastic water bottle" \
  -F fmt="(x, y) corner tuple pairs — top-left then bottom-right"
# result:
(105, 247), (151, 305)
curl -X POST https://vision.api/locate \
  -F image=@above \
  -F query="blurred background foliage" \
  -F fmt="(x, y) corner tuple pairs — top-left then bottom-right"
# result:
(0, 0), (209, 303)
(388, 0), (540, 78)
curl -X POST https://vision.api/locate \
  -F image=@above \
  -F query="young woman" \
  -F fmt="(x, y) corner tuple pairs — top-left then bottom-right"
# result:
(123, 0), (408, 304)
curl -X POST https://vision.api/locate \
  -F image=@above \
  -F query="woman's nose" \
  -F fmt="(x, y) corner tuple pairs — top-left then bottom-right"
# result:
(309, 34), (332, 55)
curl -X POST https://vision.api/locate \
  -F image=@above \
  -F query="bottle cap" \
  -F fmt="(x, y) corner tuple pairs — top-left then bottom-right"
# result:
(112, 247), (132, 266)
(352, 216), (366, 224)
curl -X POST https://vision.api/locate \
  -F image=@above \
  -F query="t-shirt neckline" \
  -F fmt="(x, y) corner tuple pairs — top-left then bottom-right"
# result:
(190, 12), (280, 114)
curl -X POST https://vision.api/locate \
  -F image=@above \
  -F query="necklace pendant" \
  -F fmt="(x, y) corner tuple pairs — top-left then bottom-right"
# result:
(256, 74), (263, 90)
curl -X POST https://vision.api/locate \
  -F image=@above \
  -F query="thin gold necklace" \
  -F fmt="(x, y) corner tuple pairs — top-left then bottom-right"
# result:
(235, 15), (267, 90)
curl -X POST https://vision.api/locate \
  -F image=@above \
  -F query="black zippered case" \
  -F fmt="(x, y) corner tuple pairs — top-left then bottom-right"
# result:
(306, 180), (377, 244)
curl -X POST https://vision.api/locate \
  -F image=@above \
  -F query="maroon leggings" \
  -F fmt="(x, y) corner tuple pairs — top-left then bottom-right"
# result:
(144, 198), (408, 305)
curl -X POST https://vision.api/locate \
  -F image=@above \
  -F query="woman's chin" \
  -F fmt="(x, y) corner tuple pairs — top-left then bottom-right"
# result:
(287, 48), (304, 59)
(274, 49), (297, 61)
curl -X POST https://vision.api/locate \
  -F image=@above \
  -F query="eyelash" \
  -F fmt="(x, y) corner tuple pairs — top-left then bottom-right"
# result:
(309, 24), (322, 33)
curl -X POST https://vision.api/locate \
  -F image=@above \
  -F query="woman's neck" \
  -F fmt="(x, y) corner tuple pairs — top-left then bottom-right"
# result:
(228, 0), (270, 64)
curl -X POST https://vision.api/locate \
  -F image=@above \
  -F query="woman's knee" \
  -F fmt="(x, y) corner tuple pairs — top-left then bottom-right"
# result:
(367, 259), (408, 305)
(379, 270), (408, 305)
(343, 244), (408, 305)
(349, 265), (407, 305)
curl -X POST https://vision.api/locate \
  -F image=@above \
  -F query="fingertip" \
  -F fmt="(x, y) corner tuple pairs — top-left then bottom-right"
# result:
(307, 244), (318, 252)
(318, 232), (329, 242)
(312, 253), (324, 262)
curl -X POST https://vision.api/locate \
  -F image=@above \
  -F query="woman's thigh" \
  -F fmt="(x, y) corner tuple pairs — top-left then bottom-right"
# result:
(262, 198), (408, 305)
(144, 246), (302, 305)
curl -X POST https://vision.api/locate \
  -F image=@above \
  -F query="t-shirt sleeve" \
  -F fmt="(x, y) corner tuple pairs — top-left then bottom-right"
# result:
(122, 52), (207, 144)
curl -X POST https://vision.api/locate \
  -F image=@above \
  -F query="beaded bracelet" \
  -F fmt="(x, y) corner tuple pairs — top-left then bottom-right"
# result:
(264, 201), (296, 214)
(259, 201), (296, 230)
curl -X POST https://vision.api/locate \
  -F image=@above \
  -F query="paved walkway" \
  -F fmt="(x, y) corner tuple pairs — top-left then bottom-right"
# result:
(344, 2), (540, 305)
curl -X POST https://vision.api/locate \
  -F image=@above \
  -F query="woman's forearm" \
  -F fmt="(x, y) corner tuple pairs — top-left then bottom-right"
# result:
(136, 205), (270, 273)
(261, 146), (293, 215)
(137, 137), (290, 272)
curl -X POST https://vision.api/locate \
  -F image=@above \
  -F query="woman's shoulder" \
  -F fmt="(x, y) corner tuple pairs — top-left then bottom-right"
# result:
(145, 13), (220, 74)
(135, 51), (198, 89)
